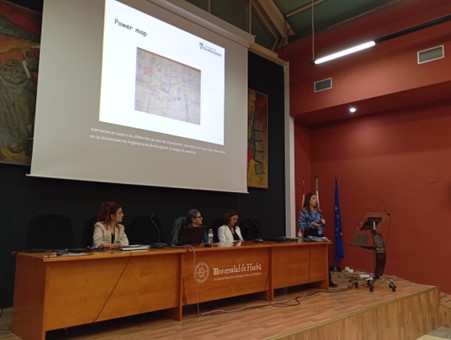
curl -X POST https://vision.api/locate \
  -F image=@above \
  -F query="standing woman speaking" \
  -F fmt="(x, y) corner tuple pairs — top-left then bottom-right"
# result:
(93, 201), (129, 248)
(298, 192), (337, 287)
(298, 192), (326, 237)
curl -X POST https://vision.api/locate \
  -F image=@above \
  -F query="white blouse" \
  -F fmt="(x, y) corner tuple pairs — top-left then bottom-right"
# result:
(93, 221), (129, 247)
(218, 225), (244, 243)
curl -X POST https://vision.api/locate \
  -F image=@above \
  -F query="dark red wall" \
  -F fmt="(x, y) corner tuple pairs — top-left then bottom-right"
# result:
(283, 0), (451, 293)
(296, 103), (451, 292)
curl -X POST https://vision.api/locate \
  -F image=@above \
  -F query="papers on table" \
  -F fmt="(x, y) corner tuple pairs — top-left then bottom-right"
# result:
(120, 244), (151, 251)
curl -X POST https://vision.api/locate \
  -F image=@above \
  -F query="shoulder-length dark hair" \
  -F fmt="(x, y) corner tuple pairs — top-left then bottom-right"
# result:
(303, 192), (316, 214)
(97, 201), (122, 225)
(223, 210), (239, 225)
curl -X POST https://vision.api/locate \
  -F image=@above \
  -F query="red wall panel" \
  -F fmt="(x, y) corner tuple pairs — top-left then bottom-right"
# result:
(296, 102), (451, 292)
(286, 0), (451, 293)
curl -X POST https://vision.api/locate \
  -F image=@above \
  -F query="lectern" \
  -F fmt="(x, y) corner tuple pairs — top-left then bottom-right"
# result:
(351, 211), (396, 292)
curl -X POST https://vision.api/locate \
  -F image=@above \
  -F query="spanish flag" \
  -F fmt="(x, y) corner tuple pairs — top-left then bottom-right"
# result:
(315, 175), (320, 208)
(300, 177), (305, 208)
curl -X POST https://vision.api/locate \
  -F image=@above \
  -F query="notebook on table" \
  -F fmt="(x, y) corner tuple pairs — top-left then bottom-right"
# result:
(120, 244), (150, 251)
(179, 226), (208, 245)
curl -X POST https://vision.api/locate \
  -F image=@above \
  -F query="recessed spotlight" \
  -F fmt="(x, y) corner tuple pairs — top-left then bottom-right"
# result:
(349, 107), (357, 113)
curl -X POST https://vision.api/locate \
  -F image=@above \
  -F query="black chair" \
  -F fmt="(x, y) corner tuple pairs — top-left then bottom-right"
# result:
(81, 216), (97, 248)
(128, 215), (162, 244)
(169, 216), (187, 245)
(25, 213), (75, 250)
(239, 217), (263, 240)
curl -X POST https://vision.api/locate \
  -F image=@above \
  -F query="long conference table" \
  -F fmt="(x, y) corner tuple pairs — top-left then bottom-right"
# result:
(12, 241), (330, 340)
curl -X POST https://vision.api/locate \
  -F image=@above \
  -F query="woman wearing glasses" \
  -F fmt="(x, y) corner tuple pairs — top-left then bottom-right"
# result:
(169, 208), (206, 245)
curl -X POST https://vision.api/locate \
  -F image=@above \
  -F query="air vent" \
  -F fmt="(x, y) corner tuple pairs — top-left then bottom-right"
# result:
(417, 45), (444, 64)
(314, 78), (332, 92)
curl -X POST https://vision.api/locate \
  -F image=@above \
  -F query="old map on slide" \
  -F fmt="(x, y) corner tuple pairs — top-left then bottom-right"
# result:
(135, 48), (201, 125)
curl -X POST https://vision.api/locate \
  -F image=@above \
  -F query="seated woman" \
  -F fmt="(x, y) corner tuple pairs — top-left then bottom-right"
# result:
(93, 201), (129, 248)
(218, 210), (244, 243)
(169, 209), (206, 246)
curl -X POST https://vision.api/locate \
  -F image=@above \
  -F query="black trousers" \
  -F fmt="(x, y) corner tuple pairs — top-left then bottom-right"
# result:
(305, 227), (322, 237)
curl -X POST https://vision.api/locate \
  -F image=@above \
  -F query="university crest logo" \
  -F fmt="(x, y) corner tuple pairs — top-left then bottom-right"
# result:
(193, 261), (209, 283)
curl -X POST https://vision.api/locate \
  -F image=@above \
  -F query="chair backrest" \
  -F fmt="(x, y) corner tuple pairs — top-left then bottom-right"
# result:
(239, 217), (263, 240)
(26, 213), (75, 250)
(81, 216), (97, 248)
(169, 216), (187, 245)
(128, 215), (162, 244)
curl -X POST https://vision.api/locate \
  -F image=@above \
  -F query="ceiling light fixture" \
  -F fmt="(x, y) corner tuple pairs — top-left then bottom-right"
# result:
(311, 0), (316, 61)
(314, 41), (375, 64)
(313, 14), (451, 65)
(349, 107), (357, 113)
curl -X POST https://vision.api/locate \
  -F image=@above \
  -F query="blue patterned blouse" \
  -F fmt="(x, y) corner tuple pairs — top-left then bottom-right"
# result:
(298, 207), (325, 236)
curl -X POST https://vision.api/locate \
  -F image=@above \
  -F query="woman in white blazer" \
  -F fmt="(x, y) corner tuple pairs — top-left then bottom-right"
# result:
(218, 210), (244, 243)
(93, 201), (129, 248)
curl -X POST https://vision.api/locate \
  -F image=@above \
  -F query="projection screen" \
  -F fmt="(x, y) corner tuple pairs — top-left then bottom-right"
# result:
(30, 0), (253, 193)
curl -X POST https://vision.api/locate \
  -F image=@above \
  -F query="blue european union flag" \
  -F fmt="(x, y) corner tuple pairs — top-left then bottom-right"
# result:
(334, 177), (344, 263)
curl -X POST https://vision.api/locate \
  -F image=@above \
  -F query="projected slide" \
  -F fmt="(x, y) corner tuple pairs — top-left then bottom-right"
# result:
(100, 0), (225, 145)
(135, 48), (201, 125)
(31, 0), (251, 193)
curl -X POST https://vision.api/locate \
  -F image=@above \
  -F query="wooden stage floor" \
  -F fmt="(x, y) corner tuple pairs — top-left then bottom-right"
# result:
(0, 271), (443, 340)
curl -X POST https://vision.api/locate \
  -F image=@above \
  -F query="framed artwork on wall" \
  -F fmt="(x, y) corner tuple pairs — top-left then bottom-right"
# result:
(0, 1), (41, 165)
(247, 89), (268, 188)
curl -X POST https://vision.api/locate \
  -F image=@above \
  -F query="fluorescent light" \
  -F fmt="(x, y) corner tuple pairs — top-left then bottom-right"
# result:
(311, 15), (451, 65)
(314, 41), (376, 64)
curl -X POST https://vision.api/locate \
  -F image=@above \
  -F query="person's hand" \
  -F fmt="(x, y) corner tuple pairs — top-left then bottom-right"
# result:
(320, 218), (326, 225)
(311, 221), (321, 228)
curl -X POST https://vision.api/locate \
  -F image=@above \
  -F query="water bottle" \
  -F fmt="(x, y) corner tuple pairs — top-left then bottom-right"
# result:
(297, 228), (303, 242)
(208, 228), (214, 244)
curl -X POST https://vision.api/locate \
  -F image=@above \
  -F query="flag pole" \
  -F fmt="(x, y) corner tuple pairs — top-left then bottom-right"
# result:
(332, 176), (344, 272)
(315, 175), (320, 208)
(300, 176), (305, 208)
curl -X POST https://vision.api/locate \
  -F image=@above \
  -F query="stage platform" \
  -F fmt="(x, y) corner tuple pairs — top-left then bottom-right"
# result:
(419, 327), (451, 339)
(1, 271), (450, 339)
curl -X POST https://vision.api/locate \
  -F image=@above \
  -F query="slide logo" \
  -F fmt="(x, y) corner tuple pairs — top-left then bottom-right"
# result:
(199, 42), (222, 57)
